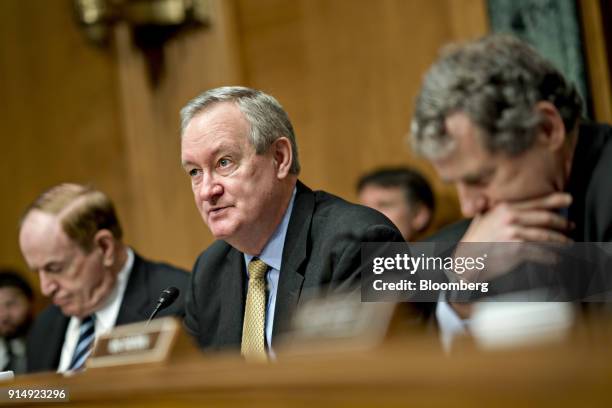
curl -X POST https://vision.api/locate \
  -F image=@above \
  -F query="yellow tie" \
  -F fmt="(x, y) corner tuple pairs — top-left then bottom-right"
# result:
(241, 258), (269, 361)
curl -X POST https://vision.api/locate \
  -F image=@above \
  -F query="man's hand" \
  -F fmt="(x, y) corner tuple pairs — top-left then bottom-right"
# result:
(448, 193), (574, 317)
(461, 192), (574, 243)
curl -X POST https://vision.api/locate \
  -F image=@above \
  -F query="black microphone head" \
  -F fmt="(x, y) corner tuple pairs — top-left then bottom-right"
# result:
(147, 287), (180, 323)
(158, 286), (180, 309)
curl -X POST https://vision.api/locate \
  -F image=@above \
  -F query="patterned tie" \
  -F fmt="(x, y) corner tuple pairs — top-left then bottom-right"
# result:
(68, 315), (95, 371)
(241, 258), (269, 361)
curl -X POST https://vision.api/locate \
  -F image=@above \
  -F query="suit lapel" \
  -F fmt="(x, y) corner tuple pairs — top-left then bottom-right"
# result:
(44, 308), (70, 371)
(116, 254), (151, 325)
(217, 247), (247, 348)
(272, 181), (313, 340)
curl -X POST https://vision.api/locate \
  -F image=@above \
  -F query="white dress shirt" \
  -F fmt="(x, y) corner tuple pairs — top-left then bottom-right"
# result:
(436, 297), (470, 352)
(57, 248), (134, 373)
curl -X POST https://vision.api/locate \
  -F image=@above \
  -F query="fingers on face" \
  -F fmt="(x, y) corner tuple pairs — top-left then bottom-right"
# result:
(515, 227), (573, 243)
(514, 210), (573, 232)
(513, 192), (573, 211)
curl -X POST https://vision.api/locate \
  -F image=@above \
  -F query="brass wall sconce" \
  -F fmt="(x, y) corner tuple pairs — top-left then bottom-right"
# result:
(73, 0), (211, 84)
(73, 0), (211, 46)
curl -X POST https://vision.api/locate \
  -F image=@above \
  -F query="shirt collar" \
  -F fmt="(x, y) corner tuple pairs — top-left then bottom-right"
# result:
(244, 188), (297, 271)
(94, 247), (134, 331)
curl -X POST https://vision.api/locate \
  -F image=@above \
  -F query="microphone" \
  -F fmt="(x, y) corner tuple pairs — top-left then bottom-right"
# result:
(147, 287), (180, 325)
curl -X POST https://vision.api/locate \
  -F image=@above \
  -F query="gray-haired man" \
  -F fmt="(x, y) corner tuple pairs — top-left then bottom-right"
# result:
(411, 35), (612, 335)
(180, 86), (404, 359)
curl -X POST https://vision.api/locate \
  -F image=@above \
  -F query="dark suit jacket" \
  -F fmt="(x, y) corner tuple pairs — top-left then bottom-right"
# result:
(184, 181), (404, 351)
(566, 122), (612, 242)
(26, 252), (189, 373)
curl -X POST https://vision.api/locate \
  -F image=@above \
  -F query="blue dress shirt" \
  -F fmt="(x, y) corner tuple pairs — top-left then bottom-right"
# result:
(243, 188), (296, 352)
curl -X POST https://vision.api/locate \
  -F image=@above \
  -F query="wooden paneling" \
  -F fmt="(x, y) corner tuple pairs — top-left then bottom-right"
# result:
(3, 0), (609, 312)
(1, 0), (499, 288)
(580, 0), (612, 122)
(0, 0), (243, 284)
(112, 0), (243, 269)
(235, 0), (488, 232)
(111, 0), (245, 268)
(0, 0), (125, 304)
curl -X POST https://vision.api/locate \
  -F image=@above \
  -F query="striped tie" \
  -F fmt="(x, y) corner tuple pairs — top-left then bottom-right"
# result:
(241, 258), (269, 361)
(68, 315), (95, 371)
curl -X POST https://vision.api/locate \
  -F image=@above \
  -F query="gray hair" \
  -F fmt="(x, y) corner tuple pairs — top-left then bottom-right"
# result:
(180, 86), (300, 174)
(411, 34), (583, 159)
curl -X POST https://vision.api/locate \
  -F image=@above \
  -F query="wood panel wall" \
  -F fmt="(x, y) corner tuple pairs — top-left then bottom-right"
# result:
(4, 0), (609, 308)
(580, 0), (612, 123)
(0, 0), (127, 304)
(234, 0), (488, 236)
(2, 0), (491, 281)
(22, 0), (610, 305)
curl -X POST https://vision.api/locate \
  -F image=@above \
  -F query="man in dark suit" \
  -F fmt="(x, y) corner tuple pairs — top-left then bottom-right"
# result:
(410, 35), (612, 338)
(413, 34), (612, 243)
(180, 87), (403, 360)
(19, 183), (189, 373)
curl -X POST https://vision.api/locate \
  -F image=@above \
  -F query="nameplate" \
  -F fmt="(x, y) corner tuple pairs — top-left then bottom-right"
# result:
(87, 317), (180, 368)
(278, 291), (398, 355)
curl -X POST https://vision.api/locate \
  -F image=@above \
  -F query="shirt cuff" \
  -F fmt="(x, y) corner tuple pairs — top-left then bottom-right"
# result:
(436, 295), (470, 352)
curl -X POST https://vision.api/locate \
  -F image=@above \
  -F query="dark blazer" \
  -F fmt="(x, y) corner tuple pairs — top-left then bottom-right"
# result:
(26, 252), (189, 373)
(566, 122), (612, 242)
(184, 181), (404, 351)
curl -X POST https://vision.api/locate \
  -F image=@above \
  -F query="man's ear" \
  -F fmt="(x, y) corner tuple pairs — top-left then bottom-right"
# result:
(271, 137), (293, 179)
(535, 101), (566, 151)
(410, 205), (432, 233)
(94, 229), (116, 268)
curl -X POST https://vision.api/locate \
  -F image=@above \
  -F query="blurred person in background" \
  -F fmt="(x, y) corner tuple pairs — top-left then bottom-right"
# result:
(0, 269), (34, 374)
(411, 34), (612, 341)
(357, 167), (435, 241)
(19, 183), (189, 373)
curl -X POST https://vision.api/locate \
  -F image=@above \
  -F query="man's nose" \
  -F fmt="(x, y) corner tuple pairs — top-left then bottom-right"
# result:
(457, 184), (487, 217)
(39, 272), (57, 297)
(197, 173), (223, 203)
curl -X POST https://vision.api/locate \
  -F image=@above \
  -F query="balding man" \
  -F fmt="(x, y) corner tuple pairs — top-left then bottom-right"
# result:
(20, 184), (189, 373)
